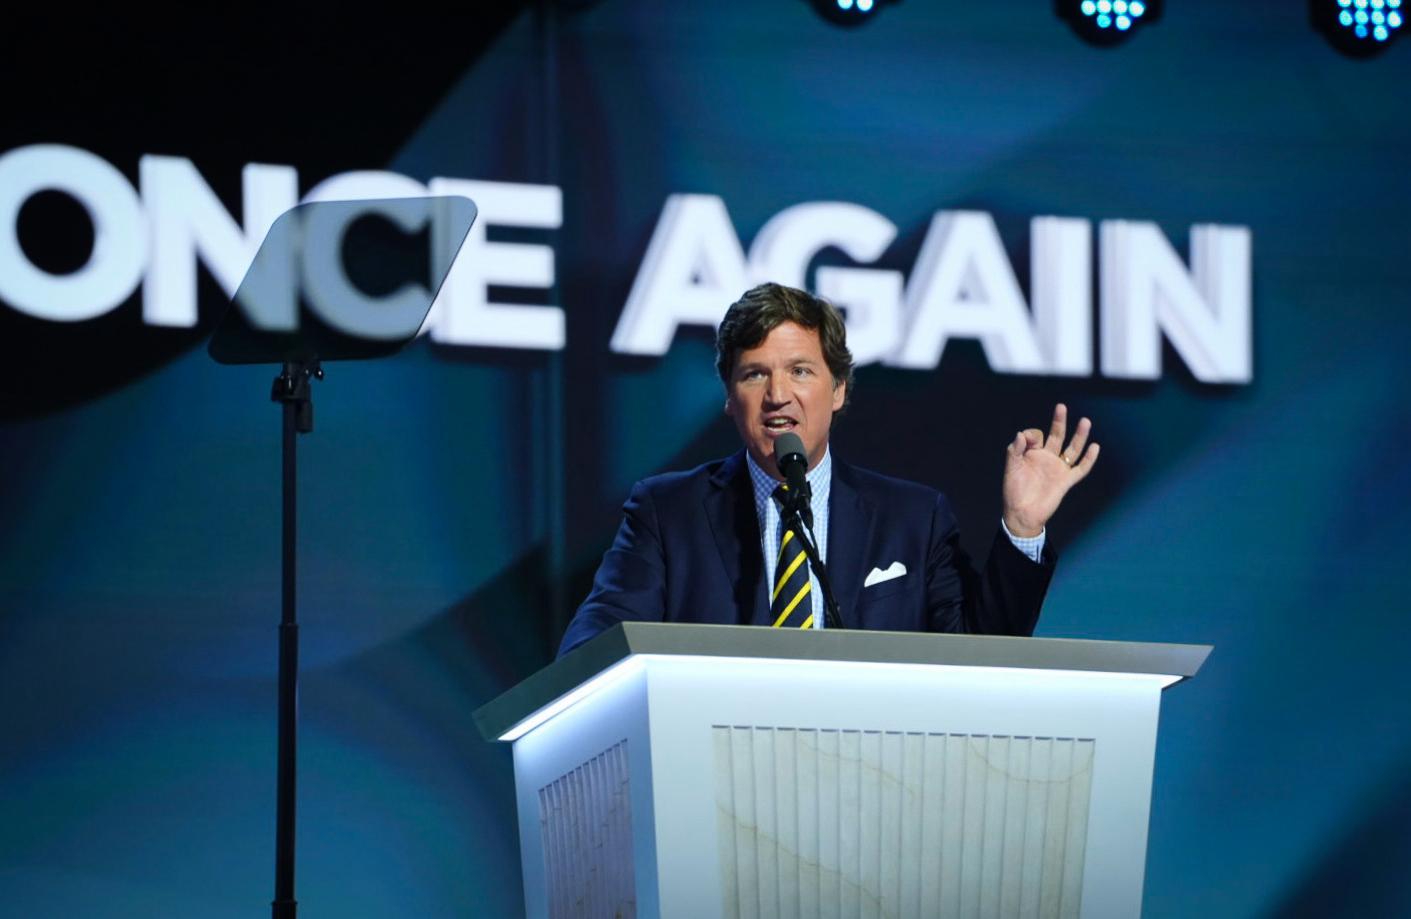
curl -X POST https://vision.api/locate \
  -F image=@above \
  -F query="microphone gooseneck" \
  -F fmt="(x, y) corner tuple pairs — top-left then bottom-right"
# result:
(771, 432), (842, 629)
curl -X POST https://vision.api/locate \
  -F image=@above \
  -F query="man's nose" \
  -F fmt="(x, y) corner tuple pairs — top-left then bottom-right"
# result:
(764, 372), (790, 407)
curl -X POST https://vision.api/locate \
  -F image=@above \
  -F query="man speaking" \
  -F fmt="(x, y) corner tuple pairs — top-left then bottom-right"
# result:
(558, 283), (1098, 656)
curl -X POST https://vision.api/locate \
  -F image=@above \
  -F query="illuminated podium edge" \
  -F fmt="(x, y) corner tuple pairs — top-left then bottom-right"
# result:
(474, 623), (1210, 742)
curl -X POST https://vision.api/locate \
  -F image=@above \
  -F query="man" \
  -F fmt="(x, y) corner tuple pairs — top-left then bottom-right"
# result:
(558, 283), (1098, 656)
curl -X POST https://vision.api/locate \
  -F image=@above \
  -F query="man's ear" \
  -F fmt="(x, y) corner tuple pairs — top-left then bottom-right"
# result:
(831, 380), (846, 412)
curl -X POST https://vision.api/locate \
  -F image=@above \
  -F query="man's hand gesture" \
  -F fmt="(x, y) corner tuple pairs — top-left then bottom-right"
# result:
(1002, 403), (1099, 538)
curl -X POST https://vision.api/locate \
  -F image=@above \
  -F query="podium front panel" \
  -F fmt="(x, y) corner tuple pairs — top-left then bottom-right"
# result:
(506, 649), (1178, 919)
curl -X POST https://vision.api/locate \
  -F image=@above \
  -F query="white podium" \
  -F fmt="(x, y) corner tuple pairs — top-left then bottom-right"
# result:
(475, 624), (1209, 919)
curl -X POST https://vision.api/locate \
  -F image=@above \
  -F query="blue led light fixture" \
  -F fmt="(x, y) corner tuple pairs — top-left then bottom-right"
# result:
(1318, 0), (1403, 56)
(811, 0), (895, 27)
(1060, 0), (1162, 46)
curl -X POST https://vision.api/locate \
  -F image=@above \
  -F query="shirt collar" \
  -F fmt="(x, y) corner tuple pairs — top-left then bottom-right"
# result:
(745, 445), (832, 500)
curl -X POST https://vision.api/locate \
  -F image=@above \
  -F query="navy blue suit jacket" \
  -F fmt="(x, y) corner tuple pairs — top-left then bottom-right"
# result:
(558, 451), (1055, 656)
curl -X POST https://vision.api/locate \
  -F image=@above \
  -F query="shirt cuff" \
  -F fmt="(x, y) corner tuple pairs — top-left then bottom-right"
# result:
(1001, 518), (1046, 563)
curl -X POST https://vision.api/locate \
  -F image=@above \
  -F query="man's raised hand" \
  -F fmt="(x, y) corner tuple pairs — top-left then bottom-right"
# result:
(1001, 403), (1099, 538)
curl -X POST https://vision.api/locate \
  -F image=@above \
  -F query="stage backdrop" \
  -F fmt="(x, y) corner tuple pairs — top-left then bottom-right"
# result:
(3, 4), (1409, 916)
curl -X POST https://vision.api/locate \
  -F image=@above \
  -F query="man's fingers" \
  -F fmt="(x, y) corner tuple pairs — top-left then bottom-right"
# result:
(1046, 403), (1067, 453)
(1063, 417), (1092, 463)
(1071, 442), (1100, 479)
(1008, 429), (1044, 457)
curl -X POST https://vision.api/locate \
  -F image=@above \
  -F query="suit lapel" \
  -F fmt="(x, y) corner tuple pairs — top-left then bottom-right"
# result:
(704, 452), (769, 624)
(828, 459), (875, 629)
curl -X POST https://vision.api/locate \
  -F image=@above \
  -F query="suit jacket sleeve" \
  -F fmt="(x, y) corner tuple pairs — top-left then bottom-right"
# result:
(924, 492), (1054, 637)
(557, 480), (667, 657)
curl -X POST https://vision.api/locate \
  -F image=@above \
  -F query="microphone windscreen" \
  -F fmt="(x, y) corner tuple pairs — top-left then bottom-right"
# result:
(773, 432), (807, 466)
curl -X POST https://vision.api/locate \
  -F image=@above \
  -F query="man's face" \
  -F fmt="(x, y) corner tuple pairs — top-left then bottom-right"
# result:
(724, 321), (846, 478)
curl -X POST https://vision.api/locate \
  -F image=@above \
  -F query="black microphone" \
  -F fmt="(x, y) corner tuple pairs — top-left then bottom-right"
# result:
(773, 432), (812, 526)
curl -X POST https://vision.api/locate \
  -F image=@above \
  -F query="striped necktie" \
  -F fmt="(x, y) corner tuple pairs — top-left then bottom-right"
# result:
(770, 485), (814, 629)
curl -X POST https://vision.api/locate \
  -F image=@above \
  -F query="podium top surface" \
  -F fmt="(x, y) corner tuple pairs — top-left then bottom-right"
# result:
(474, 623), (1212, 741)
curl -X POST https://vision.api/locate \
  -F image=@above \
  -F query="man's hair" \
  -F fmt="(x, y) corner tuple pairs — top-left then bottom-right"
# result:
(715, 283), (855, 407)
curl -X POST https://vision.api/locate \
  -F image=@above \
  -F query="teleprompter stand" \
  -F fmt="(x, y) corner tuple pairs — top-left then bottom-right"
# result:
(269, 358), (319, 919)
(208, 196), (478, 919)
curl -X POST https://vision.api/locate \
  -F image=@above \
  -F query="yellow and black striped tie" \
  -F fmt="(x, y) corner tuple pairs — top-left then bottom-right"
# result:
(770, 485), (814, 629)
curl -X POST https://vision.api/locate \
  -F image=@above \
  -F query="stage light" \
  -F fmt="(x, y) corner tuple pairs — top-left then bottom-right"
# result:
(1314, 0), (1403, 56)
(809, 0), (896, 28)
(1058, 0), (1162, 46)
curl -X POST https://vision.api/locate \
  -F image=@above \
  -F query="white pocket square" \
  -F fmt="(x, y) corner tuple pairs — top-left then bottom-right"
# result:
(864, 562), (907, 588)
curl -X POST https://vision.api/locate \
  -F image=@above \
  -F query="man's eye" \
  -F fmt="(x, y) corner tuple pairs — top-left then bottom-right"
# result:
(792, 366), (813, 377)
